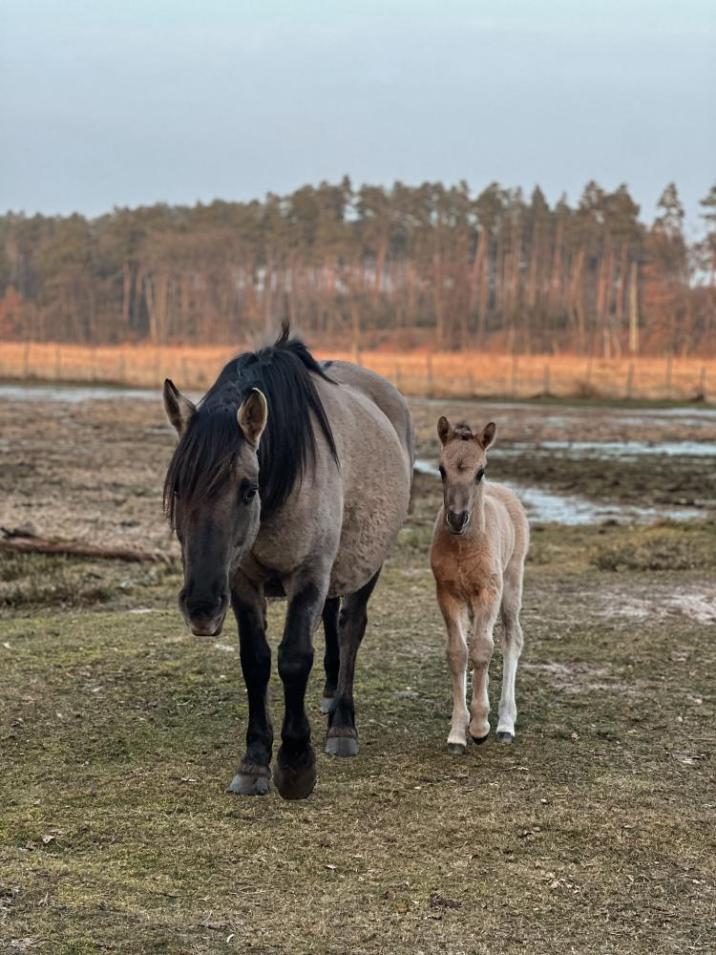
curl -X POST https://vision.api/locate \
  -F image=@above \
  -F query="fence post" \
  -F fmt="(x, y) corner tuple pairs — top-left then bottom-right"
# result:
(54, 344), (61, 381)
(699, 364), (707, 400)
(543, 362), (550, 396)
(510, 353), (518, 398)
(626, 362), (635, 400)
(394, 361), (401, 390)
(665, 355), (673, 400)
(426, 353), (433, 397)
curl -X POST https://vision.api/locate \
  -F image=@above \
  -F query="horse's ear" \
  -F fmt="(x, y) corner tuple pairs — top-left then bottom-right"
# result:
(437, 416), (453, 445)
(163, 379), (196, 437)
(479, 421), (496, 449)
(237, 388), (268, 448)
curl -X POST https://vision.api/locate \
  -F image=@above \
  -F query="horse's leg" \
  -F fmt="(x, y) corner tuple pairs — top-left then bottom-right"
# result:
(437, 586), (470, 754)
(325, 567), (382, 758)
(468, 588), (501, 743)
(274, 580), (326, 800)
(320, 596), (341, 715)
(497, 564), (525, 744)
(227, 579), (273, 796)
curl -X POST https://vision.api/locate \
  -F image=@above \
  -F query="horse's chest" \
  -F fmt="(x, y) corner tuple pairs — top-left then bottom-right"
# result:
(433, 544), (494, 601)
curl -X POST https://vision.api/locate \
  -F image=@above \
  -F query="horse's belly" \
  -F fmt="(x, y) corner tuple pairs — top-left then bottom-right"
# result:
(328, 468), (410, 597)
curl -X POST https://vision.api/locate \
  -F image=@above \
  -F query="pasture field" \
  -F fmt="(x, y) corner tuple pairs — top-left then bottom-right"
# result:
(1, 391), (715, 954)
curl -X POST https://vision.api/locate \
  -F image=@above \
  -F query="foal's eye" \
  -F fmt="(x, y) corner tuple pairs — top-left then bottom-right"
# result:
(476, 467), (485, 483)
(240, 482), (258, 505)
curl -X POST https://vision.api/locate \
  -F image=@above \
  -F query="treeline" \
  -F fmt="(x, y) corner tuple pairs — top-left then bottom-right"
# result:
(1, 178), (715, 355)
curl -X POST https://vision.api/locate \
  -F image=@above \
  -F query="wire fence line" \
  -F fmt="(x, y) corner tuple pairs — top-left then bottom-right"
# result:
(0, 341), (714, 403)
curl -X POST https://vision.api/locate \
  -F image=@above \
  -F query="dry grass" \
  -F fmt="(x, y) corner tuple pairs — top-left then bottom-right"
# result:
(1, 340), (715, 402)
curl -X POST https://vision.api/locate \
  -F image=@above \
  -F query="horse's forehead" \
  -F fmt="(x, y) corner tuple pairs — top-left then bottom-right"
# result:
(443, 439), (481, 471)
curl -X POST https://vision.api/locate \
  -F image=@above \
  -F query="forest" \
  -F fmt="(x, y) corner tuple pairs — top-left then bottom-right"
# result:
(1, 178), (715, 356)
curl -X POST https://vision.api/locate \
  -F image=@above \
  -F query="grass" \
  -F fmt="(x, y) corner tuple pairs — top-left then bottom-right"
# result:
(1, 523), (715, 953)
(1, 340), (715, 402)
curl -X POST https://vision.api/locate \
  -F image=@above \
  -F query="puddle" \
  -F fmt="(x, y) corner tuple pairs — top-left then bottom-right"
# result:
(414, 459), (705, 525)
(506, 440), (716, 458)
(596, 591), (716, 626)
(0, 383), (161, 402)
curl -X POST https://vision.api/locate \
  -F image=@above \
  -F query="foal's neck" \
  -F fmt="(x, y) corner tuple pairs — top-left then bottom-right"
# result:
(472, 482), (487, 533)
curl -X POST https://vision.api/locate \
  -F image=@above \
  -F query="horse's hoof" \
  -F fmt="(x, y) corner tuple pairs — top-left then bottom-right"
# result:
(325, 733), (359, 757)
(319, 696), (334, 715)
(273, 746), (316, 800)
(227, 771), (271, 796)
(496, 731), (514, 744)
(471, 732), (490, 745)
(447, 742), (466, 755)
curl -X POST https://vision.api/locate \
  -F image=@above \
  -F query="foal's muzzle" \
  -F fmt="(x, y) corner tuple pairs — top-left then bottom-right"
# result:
(446, 509), (470, 534)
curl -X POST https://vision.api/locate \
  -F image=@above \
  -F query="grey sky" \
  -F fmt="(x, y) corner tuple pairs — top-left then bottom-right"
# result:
(1, 0), (714, 233)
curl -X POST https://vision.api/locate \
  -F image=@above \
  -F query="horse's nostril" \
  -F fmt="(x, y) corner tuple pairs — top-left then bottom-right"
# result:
(447, 510), (468, 531)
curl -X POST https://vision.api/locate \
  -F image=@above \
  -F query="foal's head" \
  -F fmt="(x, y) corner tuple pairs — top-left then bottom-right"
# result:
(163, 381), (267, 637)
(437, 417), (496, 534)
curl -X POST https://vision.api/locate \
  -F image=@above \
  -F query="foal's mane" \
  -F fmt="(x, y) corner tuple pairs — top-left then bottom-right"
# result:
(163, 324), (338, 525)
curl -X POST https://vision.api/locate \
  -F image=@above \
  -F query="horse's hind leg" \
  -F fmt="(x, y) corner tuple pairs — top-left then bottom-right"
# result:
(325, 567), (382, 758)
(497, 563), (525, 744)
(320, 597), (340, 715)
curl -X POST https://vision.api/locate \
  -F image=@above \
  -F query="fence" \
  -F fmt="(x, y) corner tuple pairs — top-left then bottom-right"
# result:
(0, 341), (714, 403)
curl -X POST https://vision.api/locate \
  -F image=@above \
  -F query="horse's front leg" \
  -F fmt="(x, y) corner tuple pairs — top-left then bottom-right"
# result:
(274, 578), (326, 800)
(228, 578), (273, 796)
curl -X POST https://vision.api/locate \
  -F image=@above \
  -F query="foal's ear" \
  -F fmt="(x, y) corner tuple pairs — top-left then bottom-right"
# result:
(437, 416), (454, 445)
(163, 379), (196, 437)
(237, 388), (268, 448)
(479, 421), (497, 449)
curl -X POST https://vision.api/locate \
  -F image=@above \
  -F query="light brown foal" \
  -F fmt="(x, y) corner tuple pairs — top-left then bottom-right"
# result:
(430, 417), (529, 754)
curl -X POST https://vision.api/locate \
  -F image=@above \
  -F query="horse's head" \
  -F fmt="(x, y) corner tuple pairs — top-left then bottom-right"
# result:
(163, 380), (267, 637)
(436, 416), (496, 535)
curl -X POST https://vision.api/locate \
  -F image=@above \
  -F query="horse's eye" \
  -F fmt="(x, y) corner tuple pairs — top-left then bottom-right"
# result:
(438, 465), (446, 481)
(476, 467), (485, 483)
(241, 483), (258, 505)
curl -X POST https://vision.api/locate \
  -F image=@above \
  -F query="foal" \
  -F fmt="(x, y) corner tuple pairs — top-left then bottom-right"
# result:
(430, 417), (529, 754)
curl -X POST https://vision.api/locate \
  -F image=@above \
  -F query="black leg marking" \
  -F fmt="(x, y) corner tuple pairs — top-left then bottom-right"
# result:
(326, 567), (381, 758)
(274, 582), (321, 800)
(228, 592), (273, 797)
(320, 596), (340, 714)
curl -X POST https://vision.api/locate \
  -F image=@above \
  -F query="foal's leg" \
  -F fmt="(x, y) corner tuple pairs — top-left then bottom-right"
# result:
(228, 578), (273, 796)
(436, 587), (470, 754)
(325, 567), (381, 758)
(469, 588), (501, 743)
(274, 579), (326, 800)
(320, 596), (341, 715)
(497, 564), (525, 743)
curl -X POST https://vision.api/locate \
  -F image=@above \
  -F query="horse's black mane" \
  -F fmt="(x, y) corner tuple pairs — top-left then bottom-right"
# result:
(164, 324), (338, 525)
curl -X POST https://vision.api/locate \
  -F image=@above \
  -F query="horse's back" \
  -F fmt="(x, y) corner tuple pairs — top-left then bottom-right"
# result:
(323, 361), (415, 469)
(315, 366), (413, 596)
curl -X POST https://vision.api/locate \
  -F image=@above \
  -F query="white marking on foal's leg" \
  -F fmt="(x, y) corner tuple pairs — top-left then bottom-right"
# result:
(437, 591), (470, 753)
(497, 578), (525, 743)
(469, 601), (499, 742)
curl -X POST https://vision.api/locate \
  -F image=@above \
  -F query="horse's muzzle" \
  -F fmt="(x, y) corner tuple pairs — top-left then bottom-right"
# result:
(446, 509), (470, 534)
(181, 590), (228, 638)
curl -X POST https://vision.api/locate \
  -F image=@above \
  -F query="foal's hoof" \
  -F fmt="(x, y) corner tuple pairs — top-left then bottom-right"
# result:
(319, 696), (334, 715)
(325, 730), (359, 757)
(471, 732), (490, 745)
(496, 731), (514, 744)
(273, 746), (316, 800)
(447, 742), (466, 755)
(227, 768), (271, 796)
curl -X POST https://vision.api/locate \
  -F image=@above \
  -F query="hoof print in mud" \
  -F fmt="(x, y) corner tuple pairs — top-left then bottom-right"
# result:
(273, 746), (317, 800)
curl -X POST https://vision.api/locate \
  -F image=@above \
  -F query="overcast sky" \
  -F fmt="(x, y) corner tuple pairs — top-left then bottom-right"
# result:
(1, 0), (714, 233)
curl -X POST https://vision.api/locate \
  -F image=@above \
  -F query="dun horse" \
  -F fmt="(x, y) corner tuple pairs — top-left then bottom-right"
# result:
(430, 417), (529, 753)
(163, 326), (414, 799)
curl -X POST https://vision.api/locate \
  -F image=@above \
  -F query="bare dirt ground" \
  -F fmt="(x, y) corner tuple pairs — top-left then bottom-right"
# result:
(1, 392), (715, 953)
